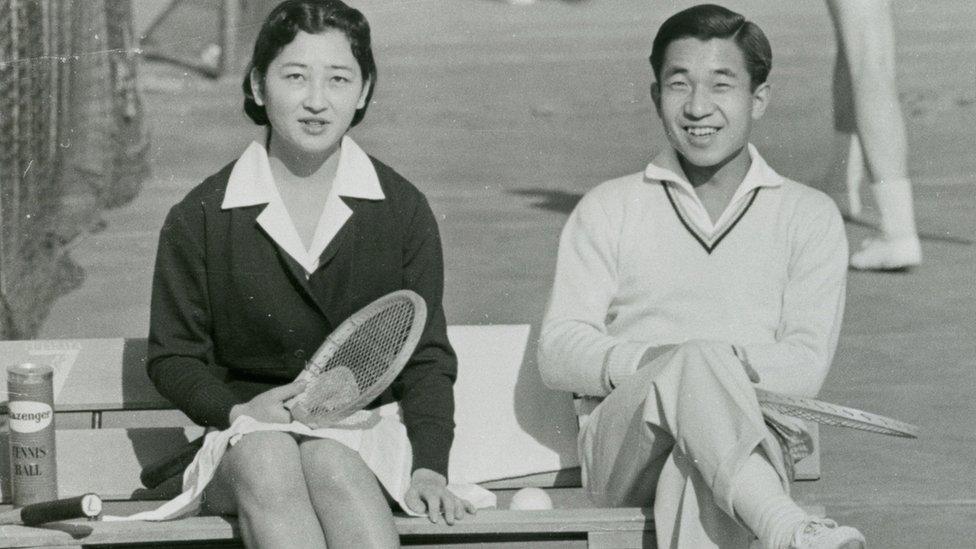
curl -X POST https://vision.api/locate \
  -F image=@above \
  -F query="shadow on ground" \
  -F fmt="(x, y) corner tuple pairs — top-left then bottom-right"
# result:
(509, 189), (584, 215)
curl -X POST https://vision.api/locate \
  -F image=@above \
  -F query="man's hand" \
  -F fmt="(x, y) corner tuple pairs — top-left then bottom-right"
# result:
(404, 468), (476, 525)
(733, 345), (761, 383)
(228, 380), (306, 424)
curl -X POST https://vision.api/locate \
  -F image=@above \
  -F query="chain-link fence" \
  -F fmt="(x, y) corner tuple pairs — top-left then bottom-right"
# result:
(0, 0), (149, 339)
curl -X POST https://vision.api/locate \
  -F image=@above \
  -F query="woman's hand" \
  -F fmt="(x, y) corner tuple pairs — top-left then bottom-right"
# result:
(404, 468), (476, 525)
(228, 380), (306, 424)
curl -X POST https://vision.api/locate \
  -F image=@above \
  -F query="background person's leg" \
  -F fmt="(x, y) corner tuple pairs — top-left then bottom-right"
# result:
(827, 0), (922, 270)
(826, 36), (866, 216)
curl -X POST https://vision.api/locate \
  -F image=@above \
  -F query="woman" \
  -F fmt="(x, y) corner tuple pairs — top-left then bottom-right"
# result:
(147, 1), (473, 546)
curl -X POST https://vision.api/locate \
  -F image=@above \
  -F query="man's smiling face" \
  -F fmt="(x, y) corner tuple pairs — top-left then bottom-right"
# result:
(652, 37), (769, 172)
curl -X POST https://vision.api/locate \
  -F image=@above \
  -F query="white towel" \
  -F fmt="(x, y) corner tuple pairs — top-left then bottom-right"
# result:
(105, 412), (495, 521)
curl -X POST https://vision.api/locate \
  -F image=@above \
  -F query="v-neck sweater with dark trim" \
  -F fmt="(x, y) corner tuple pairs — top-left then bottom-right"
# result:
(539, 165), (848, 399)
(147, 155), (457, 476)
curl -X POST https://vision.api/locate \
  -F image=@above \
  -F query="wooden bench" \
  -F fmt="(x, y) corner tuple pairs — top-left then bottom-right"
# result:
(0, 326), (820, 548)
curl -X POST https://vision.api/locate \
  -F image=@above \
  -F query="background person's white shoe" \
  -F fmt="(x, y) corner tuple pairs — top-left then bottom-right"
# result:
(849, 236), (922, 271)
(790, 518), (866, 549)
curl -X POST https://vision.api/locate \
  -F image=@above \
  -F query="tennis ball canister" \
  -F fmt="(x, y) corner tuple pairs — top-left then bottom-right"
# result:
(7, 363), (58, 505)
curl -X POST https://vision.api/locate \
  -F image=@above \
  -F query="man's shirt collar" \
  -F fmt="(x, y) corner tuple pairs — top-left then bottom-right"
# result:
(643, 144), (783, 237)
(643, 143), (784, 199)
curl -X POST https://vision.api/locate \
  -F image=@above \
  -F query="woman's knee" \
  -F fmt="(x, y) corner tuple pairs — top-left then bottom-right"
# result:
(300, 438), (378, 498)
(222, 431), (306, 505)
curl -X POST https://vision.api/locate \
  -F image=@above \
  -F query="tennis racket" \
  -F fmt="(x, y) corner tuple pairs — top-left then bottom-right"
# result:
(284, 289), (427, 428)
(0, 493), (102, 525)
(755, 388), (919, 438)
(139, 436), (205, 490)
(141, 290), (427, 488)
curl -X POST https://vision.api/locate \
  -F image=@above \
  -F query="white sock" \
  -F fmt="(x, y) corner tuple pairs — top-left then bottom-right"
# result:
(731, 451), (808, 549)
(871, 178), (919, 241)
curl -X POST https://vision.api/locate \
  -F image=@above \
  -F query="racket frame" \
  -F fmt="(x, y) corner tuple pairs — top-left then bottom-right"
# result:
(755, 388), (919, 438)
(287, 290), (427, 428)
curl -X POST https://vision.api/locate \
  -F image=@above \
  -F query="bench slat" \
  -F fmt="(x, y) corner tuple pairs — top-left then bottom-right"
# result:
(0, 428), (588, 503)
(0, 509), (654, 548)
(0, 339), (166, 413)
(587, 530), (653, 549)
(0, 333), (820, 484)
(0, 420), (815, 504)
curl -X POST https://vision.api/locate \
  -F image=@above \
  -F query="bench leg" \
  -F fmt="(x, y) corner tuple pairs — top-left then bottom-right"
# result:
(587, 530), (656, 549)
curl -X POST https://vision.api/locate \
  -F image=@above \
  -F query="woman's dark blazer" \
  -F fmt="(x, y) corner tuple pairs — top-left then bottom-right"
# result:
(147, 155), (457, 476)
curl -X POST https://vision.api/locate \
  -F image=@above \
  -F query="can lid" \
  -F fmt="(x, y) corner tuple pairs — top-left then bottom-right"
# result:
(6, 362), (54, 380)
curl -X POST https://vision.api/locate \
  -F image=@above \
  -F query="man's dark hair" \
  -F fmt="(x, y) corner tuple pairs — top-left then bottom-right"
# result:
(649, 4), (772, 90)
(242, 0), (376, 127)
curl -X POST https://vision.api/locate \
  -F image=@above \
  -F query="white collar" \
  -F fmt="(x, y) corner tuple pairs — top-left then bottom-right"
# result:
(643, 143), (783, 200)
(643, 144), (782, 234)
(220, 136), (384, 275)
(221, 135), (384, 209)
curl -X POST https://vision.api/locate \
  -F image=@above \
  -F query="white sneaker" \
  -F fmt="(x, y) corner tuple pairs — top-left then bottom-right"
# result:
(849, 237), (921, 271)
(790, 518), (866, 549)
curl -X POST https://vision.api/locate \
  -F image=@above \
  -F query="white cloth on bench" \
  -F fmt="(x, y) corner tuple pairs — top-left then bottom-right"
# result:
(104, 412), (496, 521)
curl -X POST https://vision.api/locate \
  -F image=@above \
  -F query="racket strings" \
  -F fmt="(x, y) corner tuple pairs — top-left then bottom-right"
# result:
(304, 299), (417, 417)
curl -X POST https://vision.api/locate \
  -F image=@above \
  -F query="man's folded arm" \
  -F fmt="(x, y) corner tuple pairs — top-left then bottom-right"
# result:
(538, 192), (663, 396)
(739, 197), (849, 397)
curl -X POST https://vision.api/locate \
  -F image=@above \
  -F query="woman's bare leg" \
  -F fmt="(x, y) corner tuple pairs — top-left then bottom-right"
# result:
(300, 437), (400, 548)
(204, 431), (328, 549)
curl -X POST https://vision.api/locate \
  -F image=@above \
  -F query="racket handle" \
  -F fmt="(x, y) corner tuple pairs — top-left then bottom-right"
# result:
(0, 493), (102, 526)
(140, 436), (204, 489)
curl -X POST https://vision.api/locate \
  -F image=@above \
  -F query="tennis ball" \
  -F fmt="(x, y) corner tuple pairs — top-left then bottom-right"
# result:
(509, 487), (553, 510)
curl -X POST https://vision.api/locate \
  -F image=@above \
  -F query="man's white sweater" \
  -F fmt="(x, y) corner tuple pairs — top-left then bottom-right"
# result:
(539, 145), (848, 398)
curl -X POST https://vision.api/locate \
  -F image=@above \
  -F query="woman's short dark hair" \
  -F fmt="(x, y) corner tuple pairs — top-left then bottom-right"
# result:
(242, 0), (376, 127)
(649, 4), (772, 90)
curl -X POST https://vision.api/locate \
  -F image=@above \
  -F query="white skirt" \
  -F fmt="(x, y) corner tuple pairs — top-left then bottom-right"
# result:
(106, 407), (494, 521)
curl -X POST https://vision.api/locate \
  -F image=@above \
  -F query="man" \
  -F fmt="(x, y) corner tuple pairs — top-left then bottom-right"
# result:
(539, 5), (863, 548)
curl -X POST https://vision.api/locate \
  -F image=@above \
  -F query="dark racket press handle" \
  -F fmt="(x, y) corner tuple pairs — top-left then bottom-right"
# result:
(140, 435), (205, 489)
(0, 493), (103, 526)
